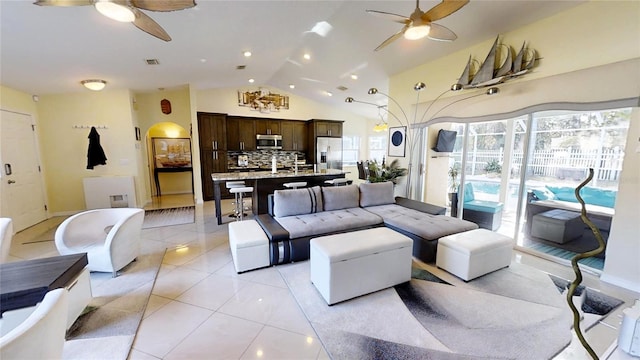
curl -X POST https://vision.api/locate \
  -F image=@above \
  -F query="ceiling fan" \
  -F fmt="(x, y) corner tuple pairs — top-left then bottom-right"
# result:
(33, 0), (196, 42)
(367, 0), (469, 51)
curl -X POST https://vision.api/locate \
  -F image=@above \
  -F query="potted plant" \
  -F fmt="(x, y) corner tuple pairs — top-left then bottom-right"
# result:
(367, 159), (407, 184)
(448, 164), (460, 205)
(484, 159), (502, 177)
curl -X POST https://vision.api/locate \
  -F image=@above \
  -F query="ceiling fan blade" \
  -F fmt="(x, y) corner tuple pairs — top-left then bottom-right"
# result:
(366, 9), (410, 25)
(130, 0), (196, 12)
(375, 25), (408, 52)
(427, 23), (457, 42)
(33, 0), (92, 6)
(422, 0), (469, 22)
(132, 8), (171, 41)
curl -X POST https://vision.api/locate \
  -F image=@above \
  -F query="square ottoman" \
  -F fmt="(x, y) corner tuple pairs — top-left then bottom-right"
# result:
(531, 209), (583, 244)
(436, 228), (513, 281)
(228, 220), (270, 273)
(310, 227), (413, 305)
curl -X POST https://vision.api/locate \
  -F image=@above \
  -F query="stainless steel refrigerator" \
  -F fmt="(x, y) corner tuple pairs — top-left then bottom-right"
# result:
(316, 137), (343, 170)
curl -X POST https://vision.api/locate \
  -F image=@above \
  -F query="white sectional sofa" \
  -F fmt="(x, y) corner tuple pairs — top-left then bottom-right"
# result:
(255, 181), (478, 265)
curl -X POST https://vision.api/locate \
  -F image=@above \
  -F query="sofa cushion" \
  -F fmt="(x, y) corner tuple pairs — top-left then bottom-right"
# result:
(464, 200), (503, 214)
(273, 186), (322, 218)
(579, 187), (617, 208)
(364, 204), (478, 240)
(359, 181), (395, 207)
(463, 183), (475, 202)
(532, 187), (556, 201)
(275, 207), (383, 239)
(546, 186), (577, 203)
(322, 184), (359, 211)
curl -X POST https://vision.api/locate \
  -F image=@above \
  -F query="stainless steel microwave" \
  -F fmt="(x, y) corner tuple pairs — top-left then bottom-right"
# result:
(256, 134), (282, 150)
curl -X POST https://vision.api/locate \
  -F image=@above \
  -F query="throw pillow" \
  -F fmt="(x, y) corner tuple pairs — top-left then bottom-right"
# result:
(322, 184), (360, 211)
(359, 181), (395, 207)
(273, 186), (322, 218)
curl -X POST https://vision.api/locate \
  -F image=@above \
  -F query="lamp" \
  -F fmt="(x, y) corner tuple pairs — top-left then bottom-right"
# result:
(94, 0), (135, 22)
(344, 97), (389, 132)
(347, 83), (500, 199)
(81, 79), (107, 91)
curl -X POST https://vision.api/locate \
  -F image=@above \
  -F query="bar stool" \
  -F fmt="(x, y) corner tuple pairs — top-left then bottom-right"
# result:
(229, 186), (253, 221)
(324, 178), (351, 186)
(226, 181), (246, 218)
(283, 182), (307, 190)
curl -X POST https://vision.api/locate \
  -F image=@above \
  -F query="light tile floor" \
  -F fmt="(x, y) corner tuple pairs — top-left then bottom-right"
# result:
(7, 194), (638, 360)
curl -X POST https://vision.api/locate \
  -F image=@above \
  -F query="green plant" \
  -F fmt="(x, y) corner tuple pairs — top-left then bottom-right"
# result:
(367, 159), (407, 184)
(448, 164), (460, 193)
(484, 159), (502, 174)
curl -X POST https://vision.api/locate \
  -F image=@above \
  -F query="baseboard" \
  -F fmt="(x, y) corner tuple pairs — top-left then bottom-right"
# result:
(600, 273), (640, 294)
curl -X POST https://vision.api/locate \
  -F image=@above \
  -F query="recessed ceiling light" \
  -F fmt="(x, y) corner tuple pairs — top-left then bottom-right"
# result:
(243, 51), (252, 57)
(351, 74), (358, 80)
(325, 91), (333, 97)
(303, 53), (311, 60)
(200, 58), (207, 63)
(289, 84), (295, 89)
(248, 78), (255, 83)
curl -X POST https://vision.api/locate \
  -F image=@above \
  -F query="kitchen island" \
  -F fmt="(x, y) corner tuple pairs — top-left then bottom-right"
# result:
(211, 170), (348, 225)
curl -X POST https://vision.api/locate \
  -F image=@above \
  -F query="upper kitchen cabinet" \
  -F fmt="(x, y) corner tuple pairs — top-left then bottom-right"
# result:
(310, 119), (342, 137)
(227, 116), (256, 151)
(255, 119), (281, 135)
(281, 120), (307, 151)
(198, 112), (227, 151)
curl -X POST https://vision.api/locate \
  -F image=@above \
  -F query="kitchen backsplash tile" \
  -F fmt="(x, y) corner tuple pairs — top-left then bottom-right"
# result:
(228, 150), (307, 169)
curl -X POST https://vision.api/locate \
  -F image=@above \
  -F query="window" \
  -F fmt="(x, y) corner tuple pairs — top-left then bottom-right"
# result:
(369, 135), (387, 162)
(342, 136), (360, 166)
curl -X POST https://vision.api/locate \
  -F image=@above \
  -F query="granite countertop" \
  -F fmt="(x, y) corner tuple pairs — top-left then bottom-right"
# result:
(211, 169), (347, 181)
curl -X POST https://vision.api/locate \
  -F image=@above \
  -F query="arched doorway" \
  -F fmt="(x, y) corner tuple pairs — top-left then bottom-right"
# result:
(145, 122), (194, 207)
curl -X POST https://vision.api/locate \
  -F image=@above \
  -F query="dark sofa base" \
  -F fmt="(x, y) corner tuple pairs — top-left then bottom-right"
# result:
(385, 224), (438, 263)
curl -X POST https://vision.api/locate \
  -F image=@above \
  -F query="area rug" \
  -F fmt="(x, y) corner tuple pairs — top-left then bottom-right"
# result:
(62, 248), (165, 359)
(278, 260), (619, 360)
(142, 206), (195, 229)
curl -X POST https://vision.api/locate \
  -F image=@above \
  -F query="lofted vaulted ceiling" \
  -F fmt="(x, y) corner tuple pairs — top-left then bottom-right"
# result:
(0, 0), (585, 119)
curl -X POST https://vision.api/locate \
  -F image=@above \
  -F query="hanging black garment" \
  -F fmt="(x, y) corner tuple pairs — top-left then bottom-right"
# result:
(87, 126), (107, 169)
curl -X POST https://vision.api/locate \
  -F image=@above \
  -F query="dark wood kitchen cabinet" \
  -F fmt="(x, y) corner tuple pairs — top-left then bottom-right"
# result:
(197, 112), (228, 200)
(281, 120), (308, 151)
(255, 119), (281, 135)
(226, 116), (256, 151)
(311, 119), (342, 137)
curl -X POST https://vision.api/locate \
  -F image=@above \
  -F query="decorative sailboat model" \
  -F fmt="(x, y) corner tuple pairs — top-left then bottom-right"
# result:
(453, 36), (538, 90)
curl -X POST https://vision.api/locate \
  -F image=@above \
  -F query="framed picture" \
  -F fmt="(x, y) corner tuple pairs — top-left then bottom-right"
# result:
(152, 137), (192, 168)
(388, 126), (406, 157)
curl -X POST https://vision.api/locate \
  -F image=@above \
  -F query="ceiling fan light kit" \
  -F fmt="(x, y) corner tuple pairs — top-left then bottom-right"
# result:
(94, 0), (135, 22)
(404, 25), (430, 40)
(81, 79), (107, 91)
(34, 0), (196, 42)
(367, 0), (469, 51)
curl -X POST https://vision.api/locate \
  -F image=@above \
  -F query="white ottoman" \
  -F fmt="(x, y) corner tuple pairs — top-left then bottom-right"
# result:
(310, 227), (413, 305)
(436, 229), (513, 281)
(228, 220), (270, 273)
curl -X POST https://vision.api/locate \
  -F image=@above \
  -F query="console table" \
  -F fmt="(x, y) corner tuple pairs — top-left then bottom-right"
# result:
(0, 253), (89, 316)
(154, 167), (193, 196)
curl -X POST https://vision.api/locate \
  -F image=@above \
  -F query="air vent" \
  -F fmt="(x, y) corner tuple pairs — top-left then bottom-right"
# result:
(145, 59), (160, 65)
(236, 65), (246, 70)
(336, 85), (348, 91)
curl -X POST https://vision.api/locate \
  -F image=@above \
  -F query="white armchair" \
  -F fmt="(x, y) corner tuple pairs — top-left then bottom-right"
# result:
(54, 208), (145, 277)
(0, 218), (13, 263)
(0, 289), (68, 360)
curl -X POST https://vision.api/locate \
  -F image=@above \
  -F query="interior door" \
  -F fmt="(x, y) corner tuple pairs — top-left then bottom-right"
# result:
(0, 110), (47, 231)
